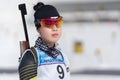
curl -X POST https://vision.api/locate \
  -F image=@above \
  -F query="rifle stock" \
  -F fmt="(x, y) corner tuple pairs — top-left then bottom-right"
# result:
(19, 41), (29, 56)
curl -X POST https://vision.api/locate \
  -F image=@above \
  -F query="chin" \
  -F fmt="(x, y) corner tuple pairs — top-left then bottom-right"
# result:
(50, 38), (59, 43)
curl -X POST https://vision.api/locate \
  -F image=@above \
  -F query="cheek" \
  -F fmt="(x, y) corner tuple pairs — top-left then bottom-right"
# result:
(39, 28), (51, 38)
(59, 28), (62, 36)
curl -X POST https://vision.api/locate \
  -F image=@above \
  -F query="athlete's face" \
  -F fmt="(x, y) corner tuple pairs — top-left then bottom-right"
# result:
(37, 23), (62, 47)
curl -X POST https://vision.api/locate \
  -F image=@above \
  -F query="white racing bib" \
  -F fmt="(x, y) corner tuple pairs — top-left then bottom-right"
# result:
(36, 48), (70, 80)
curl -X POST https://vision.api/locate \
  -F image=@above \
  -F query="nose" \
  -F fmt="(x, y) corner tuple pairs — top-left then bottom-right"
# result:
(52, 25), (58, 31)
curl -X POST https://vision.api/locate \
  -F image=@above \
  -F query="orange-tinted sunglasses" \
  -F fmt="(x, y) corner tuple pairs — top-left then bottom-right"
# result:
(40, 17), (63, 28)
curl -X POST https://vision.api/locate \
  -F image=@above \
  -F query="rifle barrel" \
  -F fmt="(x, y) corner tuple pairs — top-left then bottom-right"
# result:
(18, 4), (30, 49)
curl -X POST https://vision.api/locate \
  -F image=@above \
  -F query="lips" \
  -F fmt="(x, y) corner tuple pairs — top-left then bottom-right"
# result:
(52, 33), (59, 37)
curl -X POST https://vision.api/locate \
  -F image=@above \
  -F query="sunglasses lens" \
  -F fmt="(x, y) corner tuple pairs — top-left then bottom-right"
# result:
(56, 18), (63, 28)
(40, 17), (63, 28)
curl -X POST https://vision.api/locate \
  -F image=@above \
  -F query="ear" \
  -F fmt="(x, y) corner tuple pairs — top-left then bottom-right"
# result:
(37, 28), (41, 34)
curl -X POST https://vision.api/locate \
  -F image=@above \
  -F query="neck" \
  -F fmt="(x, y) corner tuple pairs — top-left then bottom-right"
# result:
(39, 37), (55, 47)
(42, 39), (55, 47)
(47, 42), (55, 47)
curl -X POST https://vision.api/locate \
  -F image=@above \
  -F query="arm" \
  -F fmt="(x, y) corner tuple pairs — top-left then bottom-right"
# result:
(19, 50), (37, 80)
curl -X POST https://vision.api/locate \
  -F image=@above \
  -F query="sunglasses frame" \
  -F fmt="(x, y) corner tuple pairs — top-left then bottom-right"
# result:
(40, 17), (63, 28)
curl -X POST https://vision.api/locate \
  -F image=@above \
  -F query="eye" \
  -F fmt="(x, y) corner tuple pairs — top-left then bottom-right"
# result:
(45, 20), (52, 25)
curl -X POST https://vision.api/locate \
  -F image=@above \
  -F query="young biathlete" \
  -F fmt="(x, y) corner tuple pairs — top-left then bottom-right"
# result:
(18, 2), (71, 80)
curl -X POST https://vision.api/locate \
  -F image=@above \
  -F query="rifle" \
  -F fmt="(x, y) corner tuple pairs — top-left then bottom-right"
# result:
(18, 3), (30, 56)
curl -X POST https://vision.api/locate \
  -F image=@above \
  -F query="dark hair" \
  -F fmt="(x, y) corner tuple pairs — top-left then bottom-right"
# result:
(33, 2), (44, 11)
(33, 2), (60, 29)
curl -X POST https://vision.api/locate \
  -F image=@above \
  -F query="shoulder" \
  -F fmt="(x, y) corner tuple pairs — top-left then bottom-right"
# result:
(18, 49), (37, 79)
(19, 49), (37, 69)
